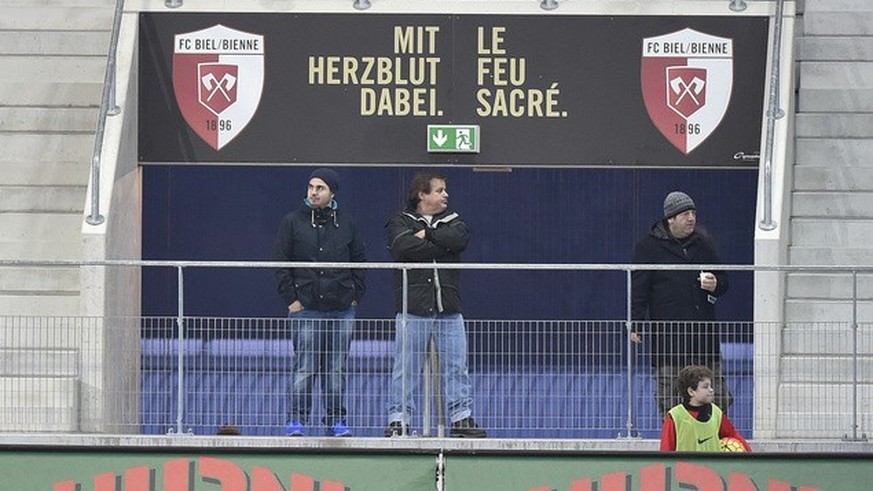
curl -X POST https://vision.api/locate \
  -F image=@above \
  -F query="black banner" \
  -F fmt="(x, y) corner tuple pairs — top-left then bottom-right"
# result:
(138, 13), (769, 166)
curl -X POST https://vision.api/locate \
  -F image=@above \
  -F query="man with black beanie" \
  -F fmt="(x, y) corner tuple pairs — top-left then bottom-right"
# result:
(630, 191), (733, 417)
(274, 168), (366, 437)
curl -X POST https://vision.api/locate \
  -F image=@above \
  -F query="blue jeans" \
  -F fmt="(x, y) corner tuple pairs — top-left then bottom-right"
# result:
(287, 306), (355, 425)
(387, 312), (474, 425)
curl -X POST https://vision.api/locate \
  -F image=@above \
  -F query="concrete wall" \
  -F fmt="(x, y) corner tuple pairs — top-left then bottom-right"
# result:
(80, 13), (142, 433)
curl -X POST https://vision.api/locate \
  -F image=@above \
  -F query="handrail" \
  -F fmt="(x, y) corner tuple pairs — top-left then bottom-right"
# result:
(2, 258), (868, 438)
(86, 0), (126, 226)
(2, 259), (873, 274)
(758, 0), (787, 231)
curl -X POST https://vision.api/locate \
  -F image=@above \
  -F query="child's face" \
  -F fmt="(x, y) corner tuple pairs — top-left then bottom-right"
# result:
(688, 377), (715, 406)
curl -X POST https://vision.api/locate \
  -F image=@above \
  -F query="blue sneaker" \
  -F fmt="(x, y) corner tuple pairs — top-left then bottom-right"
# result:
(285, 420), (304, 436)
(327, 420), (351, 437)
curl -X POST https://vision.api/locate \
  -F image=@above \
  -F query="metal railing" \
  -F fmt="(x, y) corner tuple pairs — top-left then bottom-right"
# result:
(0, 260), (870, 440)
(758, 0), (788, 231)
(86, 0), (126, 226)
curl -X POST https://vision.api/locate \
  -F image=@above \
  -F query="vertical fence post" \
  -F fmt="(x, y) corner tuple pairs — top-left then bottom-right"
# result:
(399, 267), (409, 436)
(173, 265), (186, 435)
(423, 335), (432, 437)
(430, 338), (445, 437)
(619, 268), (638, 438)
(843, 270), (867, 441)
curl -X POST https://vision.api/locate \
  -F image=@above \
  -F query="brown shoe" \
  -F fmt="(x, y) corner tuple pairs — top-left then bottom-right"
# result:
(217, 424), (241, 436)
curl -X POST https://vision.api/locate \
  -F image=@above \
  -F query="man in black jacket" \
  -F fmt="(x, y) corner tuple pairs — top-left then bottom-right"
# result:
(274, 168), (366, 437)
(631, 191), (732, 417)
(383, 172), (485, 438)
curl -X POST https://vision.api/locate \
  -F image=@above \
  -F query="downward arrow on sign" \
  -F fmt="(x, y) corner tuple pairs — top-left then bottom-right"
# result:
(432, 130), (448, 147)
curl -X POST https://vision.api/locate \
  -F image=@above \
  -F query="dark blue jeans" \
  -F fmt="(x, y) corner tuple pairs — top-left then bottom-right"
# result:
(287, 306), (355, 425)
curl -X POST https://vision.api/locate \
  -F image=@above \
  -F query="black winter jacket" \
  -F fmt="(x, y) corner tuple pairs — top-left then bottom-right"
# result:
(273, 203), (366, 312)
(385, 208), (469, 316)
(631, 220), (729, 365)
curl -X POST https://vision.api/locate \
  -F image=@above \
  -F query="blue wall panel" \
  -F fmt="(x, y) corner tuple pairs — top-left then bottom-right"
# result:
(142, 166), (756, 323)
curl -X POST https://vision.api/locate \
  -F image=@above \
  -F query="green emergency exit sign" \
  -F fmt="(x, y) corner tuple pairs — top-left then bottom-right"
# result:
(427, 125), (480, 153)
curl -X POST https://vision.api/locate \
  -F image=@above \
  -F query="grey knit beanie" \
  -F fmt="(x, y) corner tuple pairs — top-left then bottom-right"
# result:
(663, 191), (696, 218)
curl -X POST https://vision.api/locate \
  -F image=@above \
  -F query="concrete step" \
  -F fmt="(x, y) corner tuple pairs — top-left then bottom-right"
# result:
(796, 37), (873, 62)
(802, 0), (873, 38)
(796, 138), (873, 166)
(791, 218), (873, 247)
(0, 348), (79, 377)
(0, 6), (112, 31)
(0, 267), (79, 293)
(790, 246), (873, 266)
(776, 385), (873, 438)
(0, 82), (101, 106)
(0, 107), (98, 133)
(773, 420), (869, 439)
(781, 355), (873, 383)
(785, 298), (873, 323)
(3, 0), (115, 7)
(0, 134), (93, 163)
(782, 324), (873, 354)
(795, 166), (873, 191)
(1, 161), (90, 186)
(0, 240), (82, 261)
(800, 62), (873, 89)
(0, 31), (109, 56)
(786, 272), (873, 299)
(797, 88), (873, 111)
(0, 320), (86, 348)
(795, 113), (873, 138)
(792, 191), (873, 218)
(0, 294), (80, 317)
(0, 185), (86, 213)
(0, 0), (113, 5)
(797, 62), (873, 111)
(0, 56), (106, 84)
(0, 213), (82, 244)
(804, 14), (873, 36)
(778, 385), (873, 412)
(805, 0), (873, 11)
(0, 377), (78, 432)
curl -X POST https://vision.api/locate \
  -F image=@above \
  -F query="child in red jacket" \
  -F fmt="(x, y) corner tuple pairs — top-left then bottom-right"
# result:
(660, 365), (751, 452)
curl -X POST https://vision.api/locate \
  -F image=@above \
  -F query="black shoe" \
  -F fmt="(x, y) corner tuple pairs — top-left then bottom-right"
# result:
(384, 421), (406, 437)
(450, 417), (486, 438)
(216, 424), (241, 436)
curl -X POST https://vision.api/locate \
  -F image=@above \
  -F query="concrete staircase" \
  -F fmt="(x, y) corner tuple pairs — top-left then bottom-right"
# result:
(788, 0), (873, 437)
(0, 0), (111, 316)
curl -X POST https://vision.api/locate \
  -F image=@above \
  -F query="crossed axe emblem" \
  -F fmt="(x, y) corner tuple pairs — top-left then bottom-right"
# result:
(669, 75), (705, 107)
(201, 71), (237, 103)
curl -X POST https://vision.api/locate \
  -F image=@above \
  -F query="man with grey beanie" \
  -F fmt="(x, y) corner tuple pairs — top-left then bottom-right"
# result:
(630, 191), (732, 417)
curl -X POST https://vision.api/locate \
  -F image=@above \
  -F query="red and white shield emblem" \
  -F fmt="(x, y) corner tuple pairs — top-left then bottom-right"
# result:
(173, 25), (264, 151)
(641, 28), (733, 155)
